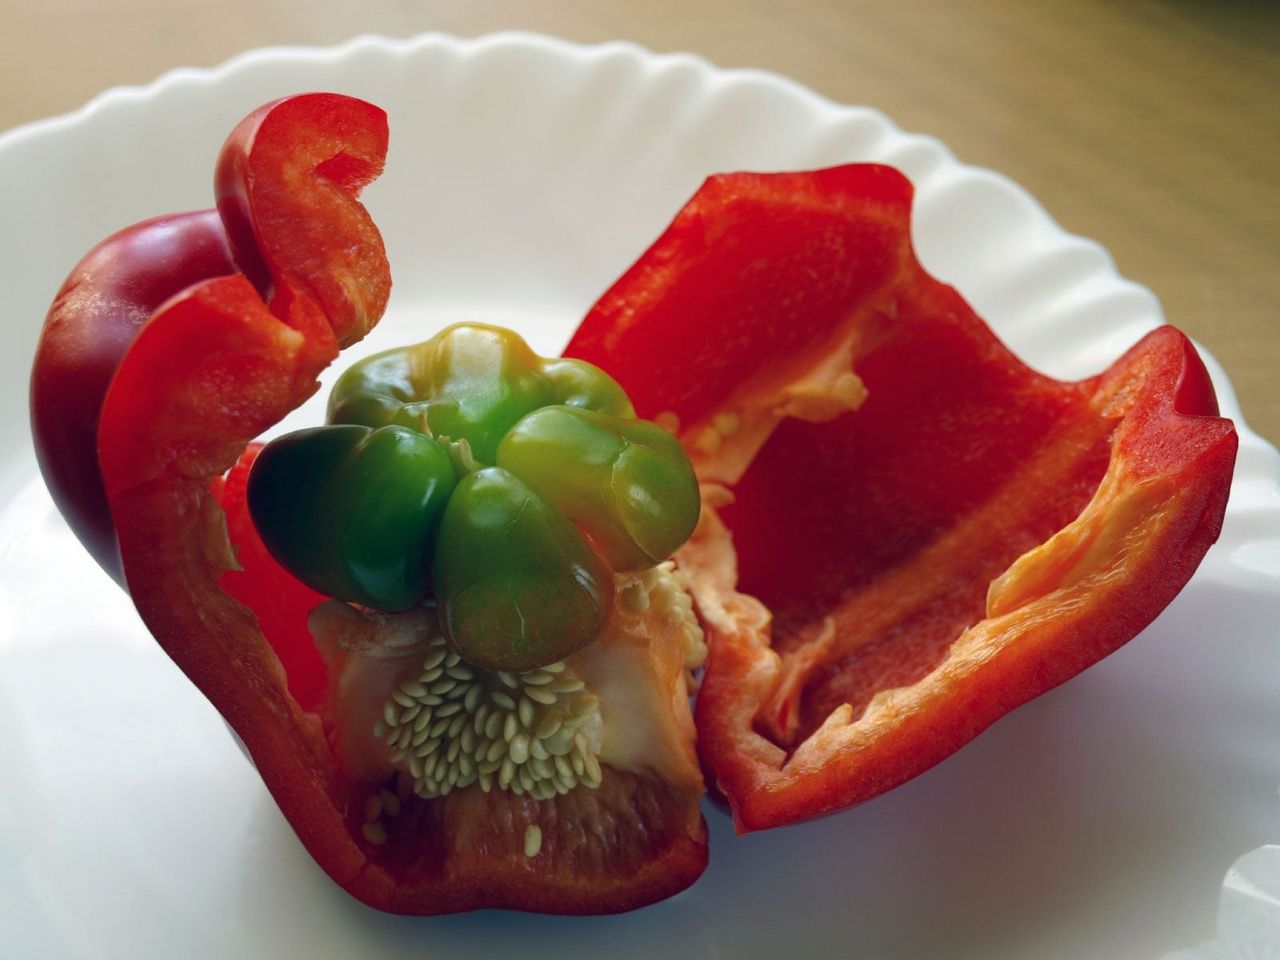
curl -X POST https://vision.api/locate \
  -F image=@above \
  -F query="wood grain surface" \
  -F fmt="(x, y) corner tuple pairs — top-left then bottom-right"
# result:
(2, 0), (1276, 441)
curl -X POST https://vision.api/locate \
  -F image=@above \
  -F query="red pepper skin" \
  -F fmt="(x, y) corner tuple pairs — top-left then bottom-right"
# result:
(40, 94), (706, 914)
(29, 210), (237, 582)
(566, 164), (1237, 831)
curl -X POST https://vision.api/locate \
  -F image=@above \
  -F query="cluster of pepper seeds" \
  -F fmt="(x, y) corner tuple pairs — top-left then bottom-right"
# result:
(374, 634), (604, 802)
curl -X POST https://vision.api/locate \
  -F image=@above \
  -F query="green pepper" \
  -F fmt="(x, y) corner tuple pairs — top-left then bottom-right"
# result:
(250, 323), (699, 670)
(247, 424), (456, 610)
(434, 468), (614, 670)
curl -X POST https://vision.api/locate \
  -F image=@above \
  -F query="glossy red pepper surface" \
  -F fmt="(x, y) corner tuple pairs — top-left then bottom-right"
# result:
(566, 164), (1237, 831)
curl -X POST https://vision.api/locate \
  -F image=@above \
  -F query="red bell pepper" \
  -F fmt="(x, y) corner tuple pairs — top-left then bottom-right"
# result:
(30, 93), (707, 914)
(565, 164), (1237, 831)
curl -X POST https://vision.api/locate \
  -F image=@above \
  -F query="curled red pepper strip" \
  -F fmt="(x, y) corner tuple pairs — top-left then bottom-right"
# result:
(565, 164), (1237, 831)
(214, 94), (390, 349)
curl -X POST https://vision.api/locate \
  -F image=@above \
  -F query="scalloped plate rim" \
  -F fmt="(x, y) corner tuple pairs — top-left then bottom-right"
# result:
(2, 30), (1277, 960)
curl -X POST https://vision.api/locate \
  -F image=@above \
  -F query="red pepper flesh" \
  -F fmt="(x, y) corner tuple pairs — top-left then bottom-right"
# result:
(565, 164), (1237, 831)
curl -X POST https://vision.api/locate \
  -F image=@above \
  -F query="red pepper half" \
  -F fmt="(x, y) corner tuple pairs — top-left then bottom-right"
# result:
(32, 94), (706, 914)
(566, 164), (1237, 831)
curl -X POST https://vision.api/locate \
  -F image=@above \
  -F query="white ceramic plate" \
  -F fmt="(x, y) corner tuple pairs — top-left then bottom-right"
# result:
(1, 32), (1277, 960)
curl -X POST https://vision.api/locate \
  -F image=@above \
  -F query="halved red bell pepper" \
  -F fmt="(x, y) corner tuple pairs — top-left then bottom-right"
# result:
(565, 163), (1237, 831)
(31, 93), (706, 914)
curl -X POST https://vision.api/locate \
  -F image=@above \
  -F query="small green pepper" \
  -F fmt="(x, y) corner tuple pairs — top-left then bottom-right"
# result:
(247, 424), (456, 610)
(250, 323), (699, 671)
(433, 468), (614, 670)
(496, 406), (699, 571)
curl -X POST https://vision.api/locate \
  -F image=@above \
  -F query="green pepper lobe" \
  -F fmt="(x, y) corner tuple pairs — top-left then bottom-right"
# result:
(247, 424), (456, 610)
(496, 406), (700, 571)
(328, 324), (633, 465)
(433, 468), (614, 671)
(540, 357), (634, 419)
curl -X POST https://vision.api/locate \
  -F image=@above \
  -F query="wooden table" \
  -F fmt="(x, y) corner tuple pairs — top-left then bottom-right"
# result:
(3, 0), (1276, 443)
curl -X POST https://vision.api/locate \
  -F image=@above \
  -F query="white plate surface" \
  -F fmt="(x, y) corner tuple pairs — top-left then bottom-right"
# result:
(1, 32), (1278, 960)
